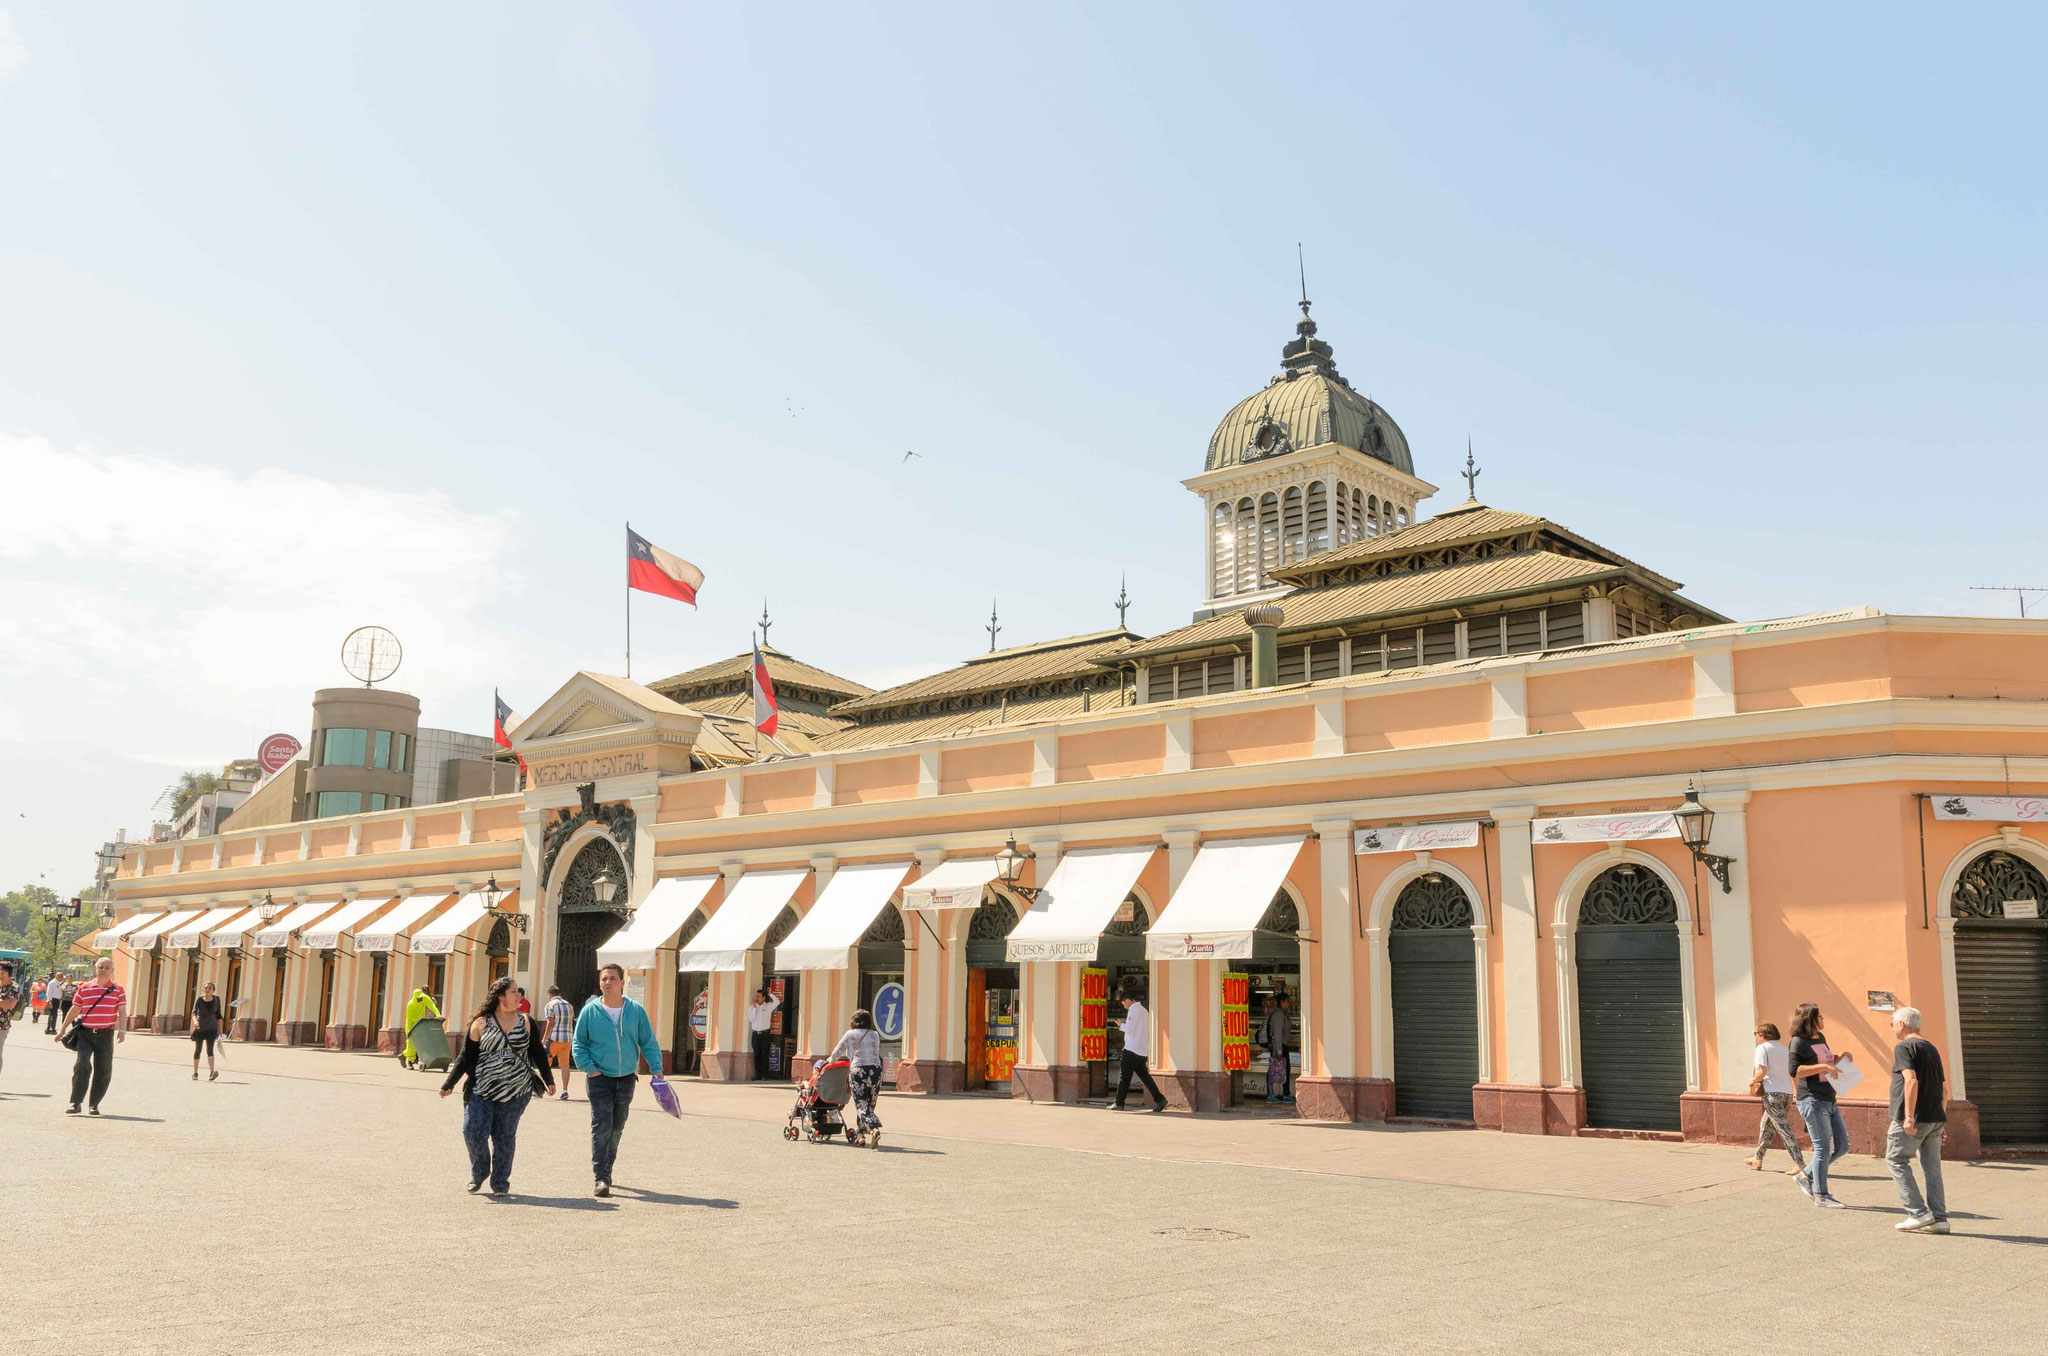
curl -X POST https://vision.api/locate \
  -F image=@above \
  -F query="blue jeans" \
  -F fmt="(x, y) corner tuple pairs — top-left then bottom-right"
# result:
(1796, 1096), (1850, 1196)
(461, 1092), (529, 1192)
(1887, 1121), (1947, 1221)
(587, 1073), (636, 1184)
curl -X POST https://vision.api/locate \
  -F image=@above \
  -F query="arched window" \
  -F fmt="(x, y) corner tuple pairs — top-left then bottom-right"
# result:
(1333, 481), (1351, 547)
(1235, 498), (1258, 593)
(1212, 501), (1234, 597)
(1952, 850), (2048, 918)
(1366, 494), (1379, 538)
(1397, 505), (1409, 529)
(1352, 489), (1366, 539)
(1258, 492), (1280, 582)
(1281, 485), (1305, 564)
(1579, 864), (1678, 926)
(1305, 481), (1329, 555)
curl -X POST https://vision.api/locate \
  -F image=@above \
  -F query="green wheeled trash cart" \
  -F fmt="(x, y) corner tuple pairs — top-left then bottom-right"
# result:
(406, 1016), (452, 1072)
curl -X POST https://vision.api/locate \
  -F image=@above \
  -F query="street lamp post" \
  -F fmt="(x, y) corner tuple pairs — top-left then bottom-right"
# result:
(1673, 783), (1737, 893)
(993, 833), (1040, 903)
(479, 875), (529, 931)
(40, 896), (83, 972)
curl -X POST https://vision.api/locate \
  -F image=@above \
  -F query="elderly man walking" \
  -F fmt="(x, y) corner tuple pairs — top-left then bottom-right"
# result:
(1887, 1005), (1949, 1234)
(61, 957), (127, 1116)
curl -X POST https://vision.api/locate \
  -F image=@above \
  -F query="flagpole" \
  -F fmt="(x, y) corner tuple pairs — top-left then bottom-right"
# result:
(624, 521), (632, 679)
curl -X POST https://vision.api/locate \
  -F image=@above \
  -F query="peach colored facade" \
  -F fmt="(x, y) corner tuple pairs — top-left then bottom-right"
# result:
(104, 608), (2048, 1157)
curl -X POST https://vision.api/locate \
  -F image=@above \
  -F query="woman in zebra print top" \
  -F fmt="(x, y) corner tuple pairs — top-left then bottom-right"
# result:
(441, 976), (555, 1196)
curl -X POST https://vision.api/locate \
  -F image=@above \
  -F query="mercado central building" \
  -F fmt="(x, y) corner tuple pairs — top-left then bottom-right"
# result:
(102, 305), (2048, 1158)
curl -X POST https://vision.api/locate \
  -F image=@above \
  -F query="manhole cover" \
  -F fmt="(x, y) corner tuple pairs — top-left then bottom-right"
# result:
(1154, 1227), (1248, 1241)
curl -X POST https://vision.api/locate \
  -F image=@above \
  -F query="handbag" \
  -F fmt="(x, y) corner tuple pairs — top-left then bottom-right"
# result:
(61, 985), (118, 1052)
(1748, 1067), (1767, 1097)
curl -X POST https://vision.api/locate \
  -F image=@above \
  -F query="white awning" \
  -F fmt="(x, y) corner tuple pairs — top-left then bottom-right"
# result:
(1005, 846), (1156, 963)
(411, 891), (501, 956)
(302, 896), (391, 951)
(94, 912), (163, 951)
(597, 876), (717, 970)
(125, 909), (204, 948)
(1146, 836), (1305, 961)
(901, 858), (1001, 911)
(773, 862), (913, 971)
(356, 891), (451, 953)
(676, 869), (809, 973)
(166, 907), (246, 951)
(253, 900), (343, 950)
(209, 905), (270, 948)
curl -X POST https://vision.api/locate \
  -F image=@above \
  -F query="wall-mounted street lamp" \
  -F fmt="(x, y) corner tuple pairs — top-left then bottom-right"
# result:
(1674, 783), (1736, 894)
(993, 833), (1040, 903)
(480, 874), (528, 931)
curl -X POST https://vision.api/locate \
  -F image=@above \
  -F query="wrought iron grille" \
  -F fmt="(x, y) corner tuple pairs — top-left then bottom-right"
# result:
(1390, 872), (1474, 930)
(1257, 890), (1299, 934)
(761, 905), (799, 973)
(969, 896), (1018, 940)
(677, 909), (706, 947)
(1578, 864), (1678, 926)
(485, 919), (512, 959)
(861, 905), (905, 945)
(560, 838), (628, 915)
(1104, 894), (1151, 937)
(1951, 850), (2048, 919)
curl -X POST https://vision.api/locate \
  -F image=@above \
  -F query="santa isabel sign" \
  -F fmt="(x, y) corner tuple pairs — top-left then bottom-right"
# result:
(531, 751), (650, 786)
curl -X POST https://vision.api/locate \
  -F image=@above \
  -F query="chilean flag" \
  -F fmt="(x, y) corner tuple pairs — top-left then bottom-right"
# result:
(493, 690), (527, 774)
(752, 640), (779, 739)
(627, 526), (703, 606)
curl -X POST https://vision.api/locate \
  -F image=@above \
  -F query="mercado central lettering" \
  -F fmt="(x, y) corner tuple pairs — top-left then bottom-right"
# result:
(99, 302), (2048, 1158)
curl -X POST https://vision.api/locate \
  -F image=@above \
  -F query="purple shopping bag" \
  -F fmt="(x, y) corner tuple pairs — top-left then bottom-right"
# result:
(648, 1074), (682, 1119)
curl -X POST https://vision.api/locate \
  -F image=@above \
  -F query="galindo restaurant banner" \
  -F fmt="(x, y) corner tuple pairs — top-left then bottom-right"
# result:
(1354, 821), (1481, 855)
(1931, 795), (2048, 823)
(1533, 812), (1679, 844)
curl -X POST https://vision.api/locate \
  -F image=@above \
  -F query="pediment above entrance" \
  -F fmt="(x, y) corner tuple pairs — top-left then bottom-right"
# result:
(512, 671), (704, 787)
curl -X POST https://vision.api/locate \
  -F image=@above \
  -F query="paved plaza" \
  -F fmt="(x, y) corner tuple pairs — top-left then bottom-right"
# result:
(7, 1033), (2047, 1354)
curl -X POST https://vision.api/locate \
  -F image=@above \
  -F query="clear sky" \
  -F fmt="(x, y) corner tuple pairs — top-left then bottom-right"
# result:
(2, 4), (2043, 894)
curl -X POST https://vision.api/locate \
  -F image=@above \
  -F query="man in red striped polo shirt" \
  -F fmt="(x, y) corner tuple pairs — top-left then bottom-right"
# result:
(61, 956), (127, 1116)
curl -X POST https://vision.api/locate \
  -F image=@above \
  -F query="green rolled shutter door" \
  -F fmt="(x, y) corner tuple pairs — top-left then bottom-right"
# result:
(1390, 928), (1479, 1120)
(1575, 925), (1685, 1132)
(1955, 922), (2048, 1144)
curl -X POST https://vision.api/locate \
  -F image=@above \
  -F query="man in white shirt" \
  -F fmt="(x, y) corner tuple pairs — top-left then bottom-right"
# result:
(1110, 983), (1167, 1113)
(747, 987), (782, 1080)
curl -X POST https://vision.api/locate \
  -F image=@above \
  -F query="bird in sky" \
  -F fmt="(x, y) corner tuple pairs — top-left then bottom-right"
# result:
(902, 450), (921, 463)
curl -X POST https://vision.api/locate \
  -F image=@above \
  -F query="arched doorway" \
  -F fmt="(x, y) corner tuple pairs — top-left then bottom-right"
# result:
(485, 919), (513, 987)
(1389, 871), (1479, 1120)
(1575, 863), (1685, 1131)
(1952, 849), (2048, 1144)
(671, 909), (710, 1075)
(965, 893), (1019, 1091)
(555, 838), (628, 1012)
(859, 904), (906, 1084)
(759, 905), (802, 1081)
(1239, 890), (1303, 1103)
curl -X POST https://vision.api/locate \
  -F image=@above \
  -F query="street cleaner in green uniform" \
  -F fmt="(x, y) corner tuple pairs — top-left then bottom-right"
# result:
(402, 986), (441, 1068)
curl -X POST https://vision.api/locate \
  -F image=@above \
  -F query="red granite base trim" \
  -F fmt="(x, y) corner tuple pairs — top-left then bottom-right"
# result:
(376, 1025), (404, 1055)
(276, 1020), (321, 1046)
(701, 1050), (752, 1081)
(232, 1018), (269, 1042)
(1679, 1093), (1983, 1161)
(896, 1060), (967, 1095)
(126, 1015), (152, 1032)
(162, 1015), (191, 1034)
(1294, 1075), (1394, 1122)
(1013, 1064), (1085, 1104)
(1153, 1069), (1232, 1113)
(791, 1056), (818, 1083)
(323, 1023), (369, 1051)
(1478, 1083), (1585, 1136)
(1940, 1101), (1980, 1161)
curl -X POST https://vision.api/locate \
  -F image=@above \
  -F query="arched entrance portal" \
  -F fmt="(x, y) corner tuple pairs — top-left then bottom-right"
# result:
(964, 893), (1019, 1091)
(1575, 863), (1685, 1131)
(1952, 849), (2048, 1144)
(1389, 872), (1479, 1121)
(1239, 890), (1303, 1103)
(555, 838), (628, 1013)
(760, 905), (802, 1081)
(859, 905), (906, 1084)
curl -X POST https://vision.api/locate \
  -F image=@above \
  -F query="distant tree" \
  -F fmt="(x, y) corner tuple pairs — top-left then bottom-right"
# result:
(169, 771), (224, 819)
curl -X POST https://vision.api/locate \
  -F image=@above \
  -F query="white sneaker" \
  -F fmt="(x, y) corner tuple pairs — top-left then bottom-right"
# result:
(1794, 1171), (1814, 1199)
(1816, 1194), (1847, 1209)
(1894, 1214), (1936, 1232)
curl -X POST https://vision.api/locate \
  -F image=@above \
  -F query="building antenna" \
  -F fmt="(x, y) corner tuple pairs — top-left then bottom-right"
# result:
(1115, 573), (1131, 630)
(1969, 586), (2048, 618)
(986, 599), (1002, 653)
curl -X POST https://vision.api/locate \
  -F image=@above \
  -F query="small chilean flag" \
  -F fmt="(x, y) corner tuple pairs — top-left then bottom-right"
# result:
(752, 640), (780, 738)
(493, 690), (527, 774)
(627, 526), (703, 606)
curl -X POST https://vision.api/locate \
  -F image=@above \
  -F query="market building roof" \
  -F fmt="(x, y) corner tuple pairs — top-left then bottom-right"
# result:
(1204, 302), (1413, 477)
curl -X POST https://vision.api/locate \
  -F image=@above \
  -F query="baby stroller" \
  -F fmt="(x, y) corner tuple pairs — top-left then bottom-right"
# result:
(784, 1058), (862, 1144)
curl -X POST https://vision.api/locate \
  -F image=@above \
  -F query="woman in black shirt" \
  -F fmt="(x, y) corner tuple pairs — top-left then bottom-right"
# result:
(1787, 1002), (1850, 1207)
(191, 981), (223, 1082)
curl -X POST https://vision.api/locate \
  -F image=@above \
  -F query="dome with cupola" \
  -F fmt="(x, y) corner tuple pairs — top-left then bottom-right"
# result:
(1204, 302), (1413, 476)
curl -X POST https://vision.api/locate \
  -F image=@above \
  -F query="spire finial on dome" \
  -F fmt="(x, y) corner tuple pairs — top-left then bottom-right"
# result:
(1462, 438), (1482, 503)
(1297, 242), (1310, 321)
(1281, 244), (1338, 380)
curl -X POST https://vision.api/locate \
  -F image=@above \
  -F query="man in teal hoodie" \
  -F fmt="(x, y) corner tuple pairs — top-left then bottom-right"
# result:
(572, 962), (664, 1198)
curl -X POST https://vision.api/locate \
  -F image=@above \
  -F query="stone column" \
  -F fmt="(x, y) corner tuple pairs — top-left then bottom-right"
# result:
(800, 855), (844, 1080)
(1684, 789), (1759, 1145)
(899, 848), (963, 1094)
(1015, 835), (1077, 1102)
(701, 862), (753, 1082)
(518, 808), (549, 994)
(1486, 806), (1571, 1134)
(1298, 818), (1374, 1121)
(1157, 828), (1228, 1111)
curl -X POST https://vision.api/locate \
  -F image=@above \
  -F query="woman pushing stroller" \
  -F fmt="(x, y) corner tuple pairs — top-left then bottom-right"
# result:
(826, 1008), (884, 1146)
